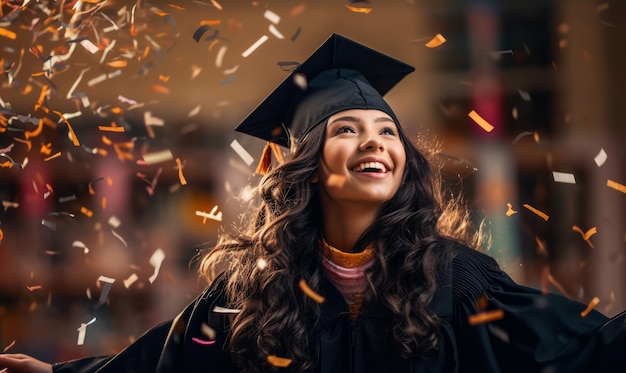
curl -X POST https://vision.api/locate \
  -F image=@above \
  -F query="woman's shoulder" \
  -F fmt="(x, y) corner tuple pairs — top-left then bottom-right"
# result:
(438, 241), (506, 301)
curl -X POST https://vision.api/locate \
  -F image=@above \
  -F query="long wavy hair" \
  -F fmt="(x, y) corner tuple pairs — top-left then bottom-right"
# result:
(199, 120), (488, 371)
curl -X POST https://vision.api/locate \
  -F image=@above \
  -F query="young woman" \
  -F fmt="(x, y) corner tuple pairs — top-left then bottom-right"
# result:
(1, 34), (624, 373)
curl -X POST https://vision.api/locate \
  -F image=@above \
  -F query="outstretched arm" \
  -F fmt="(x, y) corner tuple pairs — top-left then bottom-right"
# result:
(0, 354), (52, 373)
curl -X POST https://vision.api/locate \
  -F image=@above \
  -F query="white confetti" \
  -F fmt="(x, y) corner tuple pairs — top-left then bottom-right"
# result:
(144, 111), (165, 126)
(215, 45), (227, 68)
(268, 24), (284, 39)
(148, 248), (165, 284)
(76, 317), (96, 345)
(213, 306), (241, 314)
(230, 139), (254, 166)
(123, 273), (139, 289)
(518, 89), (531, 101)
(72, 240), (89, 254)
(108, 215), (121, 228)
(594, 148), (607, 167)
(195, 205), (222, 222)
(552, 171), (576, 184)
(264, 10), (280, 24)
(80, 39), (99, 54)
(242, 35), (269, 58)
(142, 149), (174, 165)
(97, 276), (115, 303)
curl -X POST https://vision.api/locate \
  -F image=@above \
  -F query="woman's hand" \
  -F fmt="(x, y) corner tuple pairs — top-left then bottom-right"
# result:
(0, 354), (52, 373)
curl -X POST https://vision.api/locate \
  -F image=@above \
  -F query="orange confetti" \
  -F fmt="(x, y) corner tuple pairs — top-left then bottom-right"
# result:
(54, 111), (80, 146)
(0, 228), (3, 242)
(43, 152), (61, 161)
(298, 278), (325, 303)
(27, 285), (43, 292)
(106, 60), (128, 68)
(149, 84), (170, 94)
(176, 158), (187, 185)
(0, 27), (17, 40)
(80, 206), (93, 217)
(607, 179), (626, 194)
(523, 204), (549, 221)
(468, 110), (494, 132)
(159, 75), (170, 82)
(102, 197), (107, 209)
(476, 295), (488, 311)
(468, 309), (504, 325)
(505, 202), (517, 217)
(267, 355), (293, 368)
(25, 118), (44, 140)
(34, 85), (49, 113)
(327, 174), (346, 188)
(98, 126), (125, 132)
(541, 266), (572, 298)
(200, 19), (222, 26)
(580, 297), (600, 317)
(345, 4), (373, 13)
(425, 33), (447, 48)
(572, 225), (597, 248)
(168, 3), (186, 10)
(289, 3), (307, 17)
(40, 142), (53, 155)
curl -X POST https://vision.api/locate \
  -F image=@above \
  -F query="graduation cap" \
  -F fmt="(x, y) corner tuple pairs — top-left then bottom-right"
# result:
(235, 33), (415, 173)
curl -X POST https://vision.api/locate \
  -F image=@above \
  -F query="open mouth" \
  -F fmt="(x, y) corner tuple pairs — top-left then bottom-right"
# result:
(351, 161), (388, 173)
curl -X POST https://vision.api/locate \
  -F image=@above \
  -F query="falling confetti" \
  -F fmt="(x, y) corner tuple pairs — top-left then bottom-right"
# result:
(425, 33), (446, 48)
(192, 337), (217, 346)
(468, 309), (504, 325)
(230, 140), (254, 166)
(148, 248), (165, 284)
(594, 148), (607, 167)
(345, 4), (373, 14)
(512, 131), (533, 144)
(267, 355), (293, 368)
(77, 317), (97, 345)
(606, 179), (626, 194)
(142, 150), (174, 165)
(580, 297), (600, 317)
(242, 35), (269, 58)
(213, 306), (241, 314)
(505, 203), (517, 217)
(523, 204), (549, 221)
(298, 278), (325, 303)
(97, 275), (115, 304)
(195, 205), (222, 222)
(552, 171), (576, 184)
(572, 225), (597, 248)
(468, 110), (494, 132)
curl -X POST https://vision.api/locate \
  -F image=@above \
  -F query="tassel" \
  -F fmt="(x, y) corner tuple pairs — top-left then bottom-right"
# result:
(255, 142), (283, 175)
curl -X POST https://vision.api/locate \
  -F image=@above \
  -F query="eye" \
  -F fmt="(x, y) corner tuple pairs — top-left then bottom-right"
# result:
(380, 126), (397, 136)
(333, 125), (355, 135)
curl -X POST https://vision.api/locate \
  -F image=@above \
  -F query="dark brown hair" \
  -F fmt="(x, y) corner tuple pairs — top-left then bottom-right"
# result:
(199, 120), (488, 371)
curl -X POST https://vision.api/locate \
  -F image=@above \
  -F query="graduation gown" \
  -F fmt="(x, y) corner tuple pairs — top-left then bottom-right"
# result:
(52, 244), (626, 372)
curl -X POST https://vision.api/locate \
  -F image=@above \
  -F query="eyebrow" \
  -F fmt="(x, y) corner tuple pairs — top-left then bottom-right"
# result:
(328, 116), (396, 125)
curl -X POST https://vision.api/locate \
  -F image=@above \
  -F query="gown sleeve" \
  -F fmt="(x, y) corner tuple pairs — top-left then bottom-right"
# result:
(51, 275), (234, 372)
(451, 245), (626, 373)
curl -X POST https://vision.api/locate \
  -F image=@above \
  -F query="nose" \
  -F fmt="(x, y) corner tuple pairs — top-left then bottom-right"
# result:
(359, 136), (384, 152)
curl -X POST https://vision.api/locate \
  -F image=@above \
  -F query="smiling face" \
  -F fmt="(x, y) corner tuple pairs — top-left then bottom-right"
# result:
(316, 109), (407, 211)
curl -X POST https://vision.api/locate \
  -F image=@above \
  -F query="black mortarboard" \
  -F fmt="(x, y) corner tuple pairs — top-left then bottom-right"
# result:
(235, 33), (415, 149)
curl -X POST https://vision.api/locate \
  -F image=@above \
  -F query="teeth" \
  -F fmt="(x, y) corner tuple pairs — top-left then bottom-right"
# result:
(352, 161), (387, 173)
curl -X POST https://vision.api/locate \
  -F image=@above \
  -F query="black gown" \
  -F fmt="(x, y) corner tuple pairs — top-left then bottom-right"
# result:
(52, 244), (626, 372)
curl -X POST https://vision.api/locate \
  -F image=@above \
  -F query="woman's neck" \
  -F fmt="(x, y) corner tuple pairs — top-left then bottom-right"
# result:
(321, 202), (379, 253)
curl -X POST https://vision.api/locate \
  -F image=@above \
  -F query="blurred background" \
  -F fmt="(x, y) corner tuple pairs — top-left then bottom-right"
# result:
(0, 0), (624, 363)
